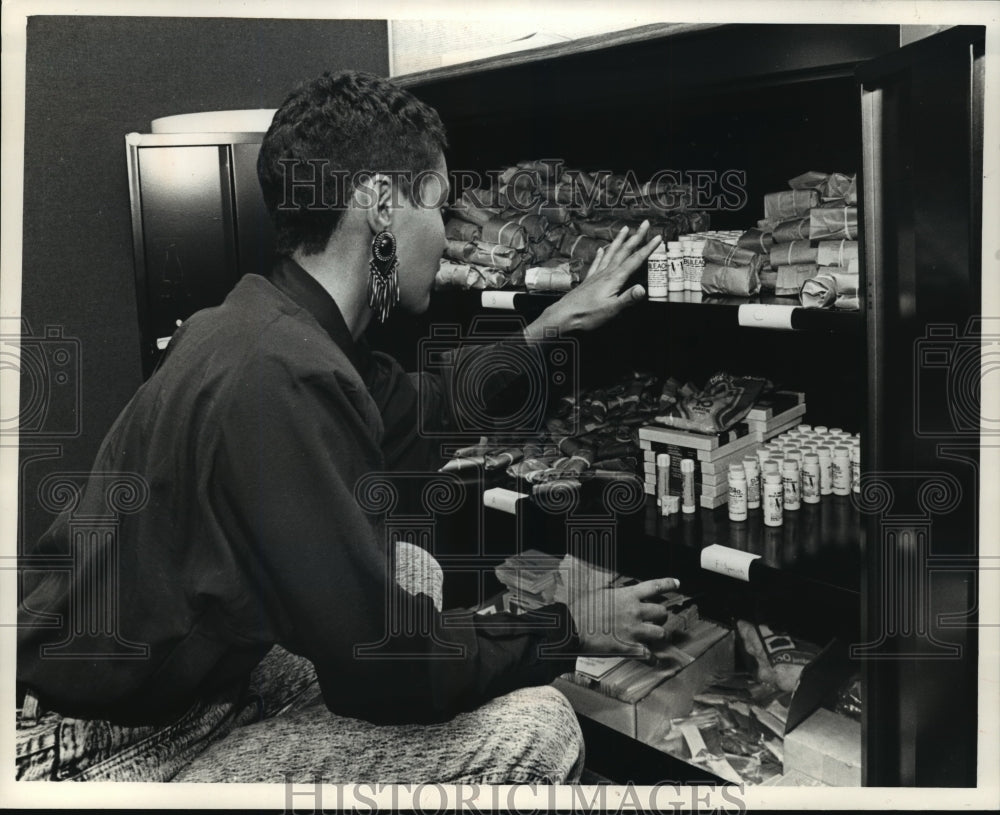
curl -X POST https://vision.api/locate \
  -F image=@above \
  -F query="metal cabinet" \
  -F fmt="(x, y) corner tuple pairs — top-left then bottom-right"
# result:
(125, 132), (273, 377)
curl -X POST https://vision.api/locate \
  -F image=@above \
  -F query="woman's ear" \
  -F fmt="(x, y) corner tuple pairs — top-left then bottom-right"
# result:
(357, 173), (395, 235)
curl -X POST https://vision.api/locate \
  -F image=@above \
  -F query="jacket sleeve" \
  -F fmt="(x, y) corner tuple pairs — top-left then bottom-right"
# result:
(212, 347), (580, 724)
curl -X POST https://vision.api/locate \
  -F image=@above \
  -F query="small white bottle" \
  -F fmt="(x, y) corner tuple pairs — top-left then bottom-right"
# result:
(656, 452), (670, 509)
(832, 446), (852, 495)
(755, 447), (771, 470)
(728, 463), (748, 522)
(679, 235), (694, 290)
(763, 473), (784, 527)
(850, 444), (861, 494)
(690, 237), (707, 291)
(782, 460), (801, 511)
(742, 456), (761, 510)
(647, 243), (669, 298)
(802, 453), (821, 504)
(667, 241), (685, 292)
(817, 446), (834, 495)
(681, 458), (697, 514)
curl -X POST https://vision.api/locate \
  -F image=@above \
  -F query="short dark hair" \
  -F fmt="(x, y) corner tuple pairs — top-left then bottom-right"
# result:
(257, 70), (448, 256)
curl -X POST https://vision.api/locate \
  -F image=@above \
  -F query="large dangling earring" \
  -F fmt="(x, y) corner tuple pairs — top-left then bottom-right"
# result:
(368, 230), (400, 323)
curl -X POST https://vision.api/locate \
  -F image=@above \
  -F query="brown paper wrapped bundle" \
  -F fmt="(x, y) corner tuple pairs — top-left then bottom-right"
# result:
(775, 263), (818, 296)
(788, 170), (829, 190)
(435, 259), (509, 290)
(800, 270), (860, 310)
(646, 220), (680, 243)
(560, 232), (609, 264)
(522, 200), (571, 224)
(527, 238), (557, 264)
(453, 191), (502, 226)
(772, 216), (812, 243)
(444, 239), (525, 273)
(535, 257), (585, 277)
(702, 238), (765, 272)
(481, 217), (529, 250)
(484, 448), (525, 470)
(769, 240), (818, 267)
(564, 169), (600, 203)
(457, 187), (502, 209)
(701, 262), (761, 297)
(822, 172), (855, 201)
(575, 218), (636, 241)
(540, 179), (588, 209)
(445, 218), (482, 242)
(544, 224), (573, 247)
(526, 267), (575, 292)
(764, 189), (819, 222)
(844, 176), (858, 205)
(816, 239), (859, 268)
(499, 164), (541, 193)
(685, 211), (711, 233)
(499, 211), (549, 242)
(809, 207), (858, 240)
(736, 228), (775, 254)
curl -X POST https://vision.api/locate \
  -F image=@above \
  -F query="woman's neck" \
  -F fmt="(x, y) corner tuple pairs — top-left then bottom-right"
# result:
(291, 233), (372, 340)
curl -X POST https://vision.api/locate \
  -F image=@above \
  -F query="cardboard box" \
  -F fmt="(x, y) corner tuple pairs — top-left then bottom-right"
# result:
(635, 629), (736, 744)
(553, 625), (734, 742)
(553, 675), (637, 738)
(783, 707), (861, 786)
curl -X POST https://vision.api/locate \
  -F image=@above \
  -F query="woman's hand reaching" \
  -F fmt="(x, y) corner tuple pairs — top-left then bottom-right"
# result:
(524, 220), (662, 341)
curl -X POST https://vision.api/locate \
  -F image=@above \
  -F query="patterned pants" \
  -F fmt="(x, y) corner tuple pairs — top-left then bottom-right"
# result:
(16, 544), (584, 783)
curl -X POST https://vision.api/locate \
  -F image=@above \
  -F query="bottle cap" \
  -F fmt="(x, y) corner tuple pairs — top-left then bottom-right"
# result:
(656, 453), (670, 467)
(782, 460), (799, 472)
(803, 452), (820, 463)
(833, 445), (850, 456)
(681, 458), (695, 473)
(764, 473), (783, 484)
(814, 426), (829, 434)
(797, 424), (812, 432)
(742, 455), (758, 467)
(817, 446), (832, 458)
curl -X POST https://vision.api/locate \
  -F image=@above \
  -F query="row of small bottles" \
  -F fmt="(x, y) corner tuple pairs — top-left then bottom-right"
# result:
(646, 231), (740, 297)
(728, 424), (861, 526)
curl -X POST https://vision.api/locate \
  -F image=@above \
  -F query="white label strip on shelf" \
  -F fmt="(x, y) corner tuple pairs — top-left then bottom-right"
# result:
(481, 291), (518, 310)
(483, 486), (528, 514)
(699, 543), (761, 582)
(737, 303), (796, 330)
